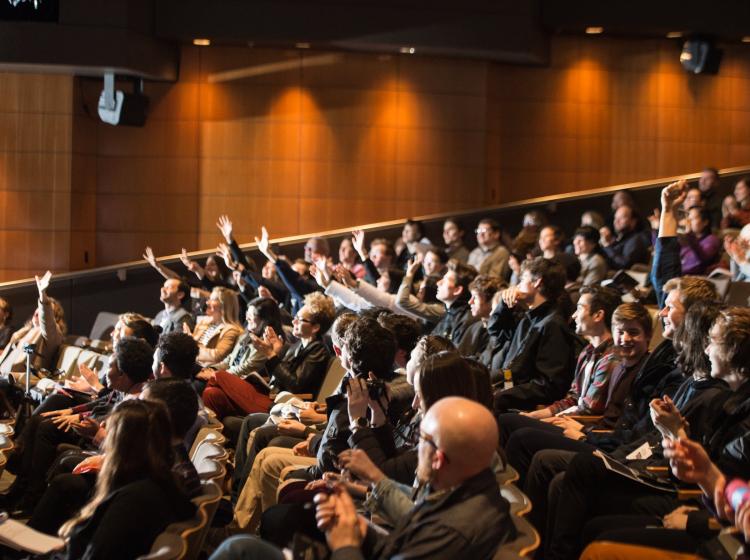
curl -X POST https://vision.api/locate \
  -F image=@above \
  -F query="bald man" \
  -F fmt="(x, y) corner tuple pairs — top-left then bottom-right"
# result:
(315, 396), (515, 559)
(208, 397), (515, 560)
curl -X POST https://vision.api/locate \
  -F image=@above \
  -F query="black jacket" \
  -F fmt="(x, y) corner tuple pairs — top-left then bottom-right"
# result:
(431, 300), (481, 356)
(332, 468), (516, 560)
(63, 478), (194, 560)
(493, 300), (580, 412)
(265, 339), (331, 395)
(602, 229), (651, 270)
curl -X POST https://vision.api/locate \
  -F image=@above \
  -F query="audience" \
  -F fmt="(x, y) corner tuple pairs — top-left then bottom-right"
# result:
(3, 169), (750, 560)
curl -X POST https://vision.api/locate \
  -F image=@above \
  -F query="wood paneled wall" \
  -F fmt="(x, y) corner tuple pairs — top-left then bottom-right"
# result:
(487, 36), (750, 202)
(0, 73), (74, 281)
(5, 35), (750, 279)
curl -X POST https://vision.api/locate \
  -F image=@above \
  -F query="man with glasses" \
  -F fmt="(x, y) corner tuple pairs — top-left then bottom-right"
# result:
(467, 218), (510, 279)
(209, 397), (515, 560)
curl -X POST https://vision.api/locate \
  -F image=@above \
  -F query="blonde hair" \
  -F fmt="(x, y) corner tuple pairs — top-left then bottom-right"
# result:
(302, 292), (336, 334)
(210, 287), (241, 327)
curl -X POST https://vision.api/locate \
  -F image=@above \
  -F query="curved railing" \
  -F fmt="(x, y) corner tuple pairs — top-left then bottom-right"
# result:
(1, 165), (746, 335)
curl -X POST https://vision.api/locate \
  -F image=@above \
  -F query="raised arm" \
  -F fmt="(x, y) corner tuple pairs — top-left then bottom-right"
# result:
(142, 246), (180, 280)
(651, 180), (686, 307)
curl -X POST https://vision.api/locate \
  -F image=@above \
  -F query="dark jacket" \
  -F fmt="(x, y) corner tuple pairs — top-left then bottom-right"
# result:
(706, 380), (750, 480)
(309, 372), (412, 479)
(63, 478), (194, 560)
(602, 229), (651, 270)
(586, 340), (680, 451)
(493, 300), (580, 412)
(265, 339), (330, 395)
(611, 375), (730, 468)
(274, 258), (322, 314)
(431, 300), (481, 356)
(332, 468), (516, 560)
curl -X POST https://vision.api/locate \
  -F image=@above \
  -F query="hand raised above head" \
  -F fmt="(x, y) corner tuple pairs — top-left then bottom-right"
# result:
(216, 215), (233, 242)
(36, 270), (52, 296)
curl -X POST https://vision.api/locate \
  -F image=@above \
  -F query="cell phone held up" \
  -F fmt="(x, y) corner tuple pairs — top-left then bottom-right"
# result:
(342, 375), (387, 402)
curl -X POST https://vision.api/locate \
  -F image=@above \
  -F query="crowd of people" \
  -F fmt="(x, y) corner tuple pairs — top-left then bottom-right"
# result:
(0, 168), (748, 558)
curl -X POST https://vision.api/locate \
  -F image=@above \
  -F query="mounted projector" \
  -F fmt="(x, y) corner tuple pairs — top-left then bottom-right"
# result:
(97, 73), (148, 126)
(679, 39), (722, 75)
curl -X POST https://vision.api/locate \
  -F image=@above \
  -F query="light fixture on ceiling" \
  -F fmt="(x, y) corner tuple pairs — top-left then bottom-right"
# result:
(666, 31), (683, 39)
(585, 27), (604, 35)
(399, 47), (416, 54)
(742, 36), (750, 43)
(295, 42), (311, 49)
(193, 38), (211, 46)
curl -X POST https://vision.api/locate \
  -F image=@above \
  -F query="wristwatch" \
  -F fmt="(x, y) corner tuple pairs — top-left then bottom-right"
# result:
(350, 417), (369, 431)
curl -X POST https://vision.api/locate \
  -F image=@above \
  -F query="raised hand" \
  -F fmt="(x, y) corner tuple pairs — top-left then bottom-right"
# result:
(351, 230), (367, 261)
(334, 264), (357, 289)
(35, 270), (52, 297)
(216, 243), (238, 271)
(216, 214), (234, 243)
(180, 248), (202, 275)
(406, 253), (424, 277)
(661, 179), (688, 214)
(255, 226), (277, 262)
(143, 246), (158, 268)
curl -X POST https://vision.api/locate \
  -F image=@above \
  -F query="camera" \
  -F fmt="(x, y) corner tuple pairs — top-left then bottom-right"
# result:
(342, 376), (387, 402)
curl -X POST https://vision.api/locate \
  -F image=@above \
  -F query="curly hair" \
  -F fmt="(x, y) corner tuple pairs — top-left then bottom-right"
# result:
(302, 292), (336, 335)
(157, 332), (199, 380)
(114, 336), (154, 384)
(468, 275), (504, 302)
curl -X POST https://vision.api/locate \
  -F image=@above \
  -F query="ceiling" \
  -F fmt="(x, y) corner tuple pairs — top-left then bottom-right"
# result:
(0, 0), (747, 81)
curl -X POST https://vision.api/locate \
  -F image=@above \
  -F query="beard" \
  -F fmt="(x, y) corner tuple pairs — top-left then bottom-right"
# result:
(416, 459), (433, 486)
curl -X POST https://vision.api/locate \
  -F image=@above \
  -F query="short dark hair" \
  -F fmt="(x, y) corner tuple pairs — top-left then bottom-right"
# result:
(543, 224), (564, 243)
(404, 219), (424, 237)
(176, 279), (191, 305)
(157, 332), (199, 380)
(425, 247), (449, 265)
(579, 285), (622, 330)
(478, 218), (501, 233)
(115, 337), (155, 384)
(444, 217), (464, 232)
(574, 226), (599, 245)
(446, 259), (478, 302)
(343, 317), (396, 379)
(247, 296), (284, 337)
(520, 257), (566, 302)
(144, 378), (199, 439)
(377, 313), (421, 356)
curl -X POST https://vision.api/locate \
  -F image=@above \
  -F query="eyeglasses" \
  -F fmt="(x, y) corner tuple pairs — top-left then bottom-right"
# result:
(475, 228), (492, 235)
(419, 430), (438, 451)
(293, 315), (314, 324)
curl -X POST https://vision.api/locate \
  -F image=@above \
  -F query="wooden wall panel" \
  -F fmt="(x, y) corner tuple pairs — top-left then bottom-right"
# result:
(0, 73), (74, 282)
(487, 36), (750, 203)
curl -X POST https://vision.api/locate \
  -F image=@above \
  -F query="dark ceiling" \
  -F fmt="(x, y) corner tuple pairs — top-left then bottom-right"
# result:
(0, 0), (748, 81)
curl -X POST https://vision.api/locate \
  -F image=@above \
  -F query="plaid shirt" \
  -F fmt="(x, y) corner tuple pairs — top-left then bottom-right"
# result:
(549, 338), (620, 415)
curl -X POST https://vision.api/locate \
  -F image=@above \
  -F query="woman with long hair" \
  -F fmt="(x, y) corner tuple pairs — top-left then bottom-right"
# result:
(187, 286), (242, 367)
(0, 271), (66, 386)
(57, 399), (194, 559)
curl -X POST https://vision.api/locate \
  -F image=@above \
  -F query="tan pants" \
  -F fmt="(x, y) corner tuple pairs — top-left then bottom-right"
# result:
(234, 446), (316, 531)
